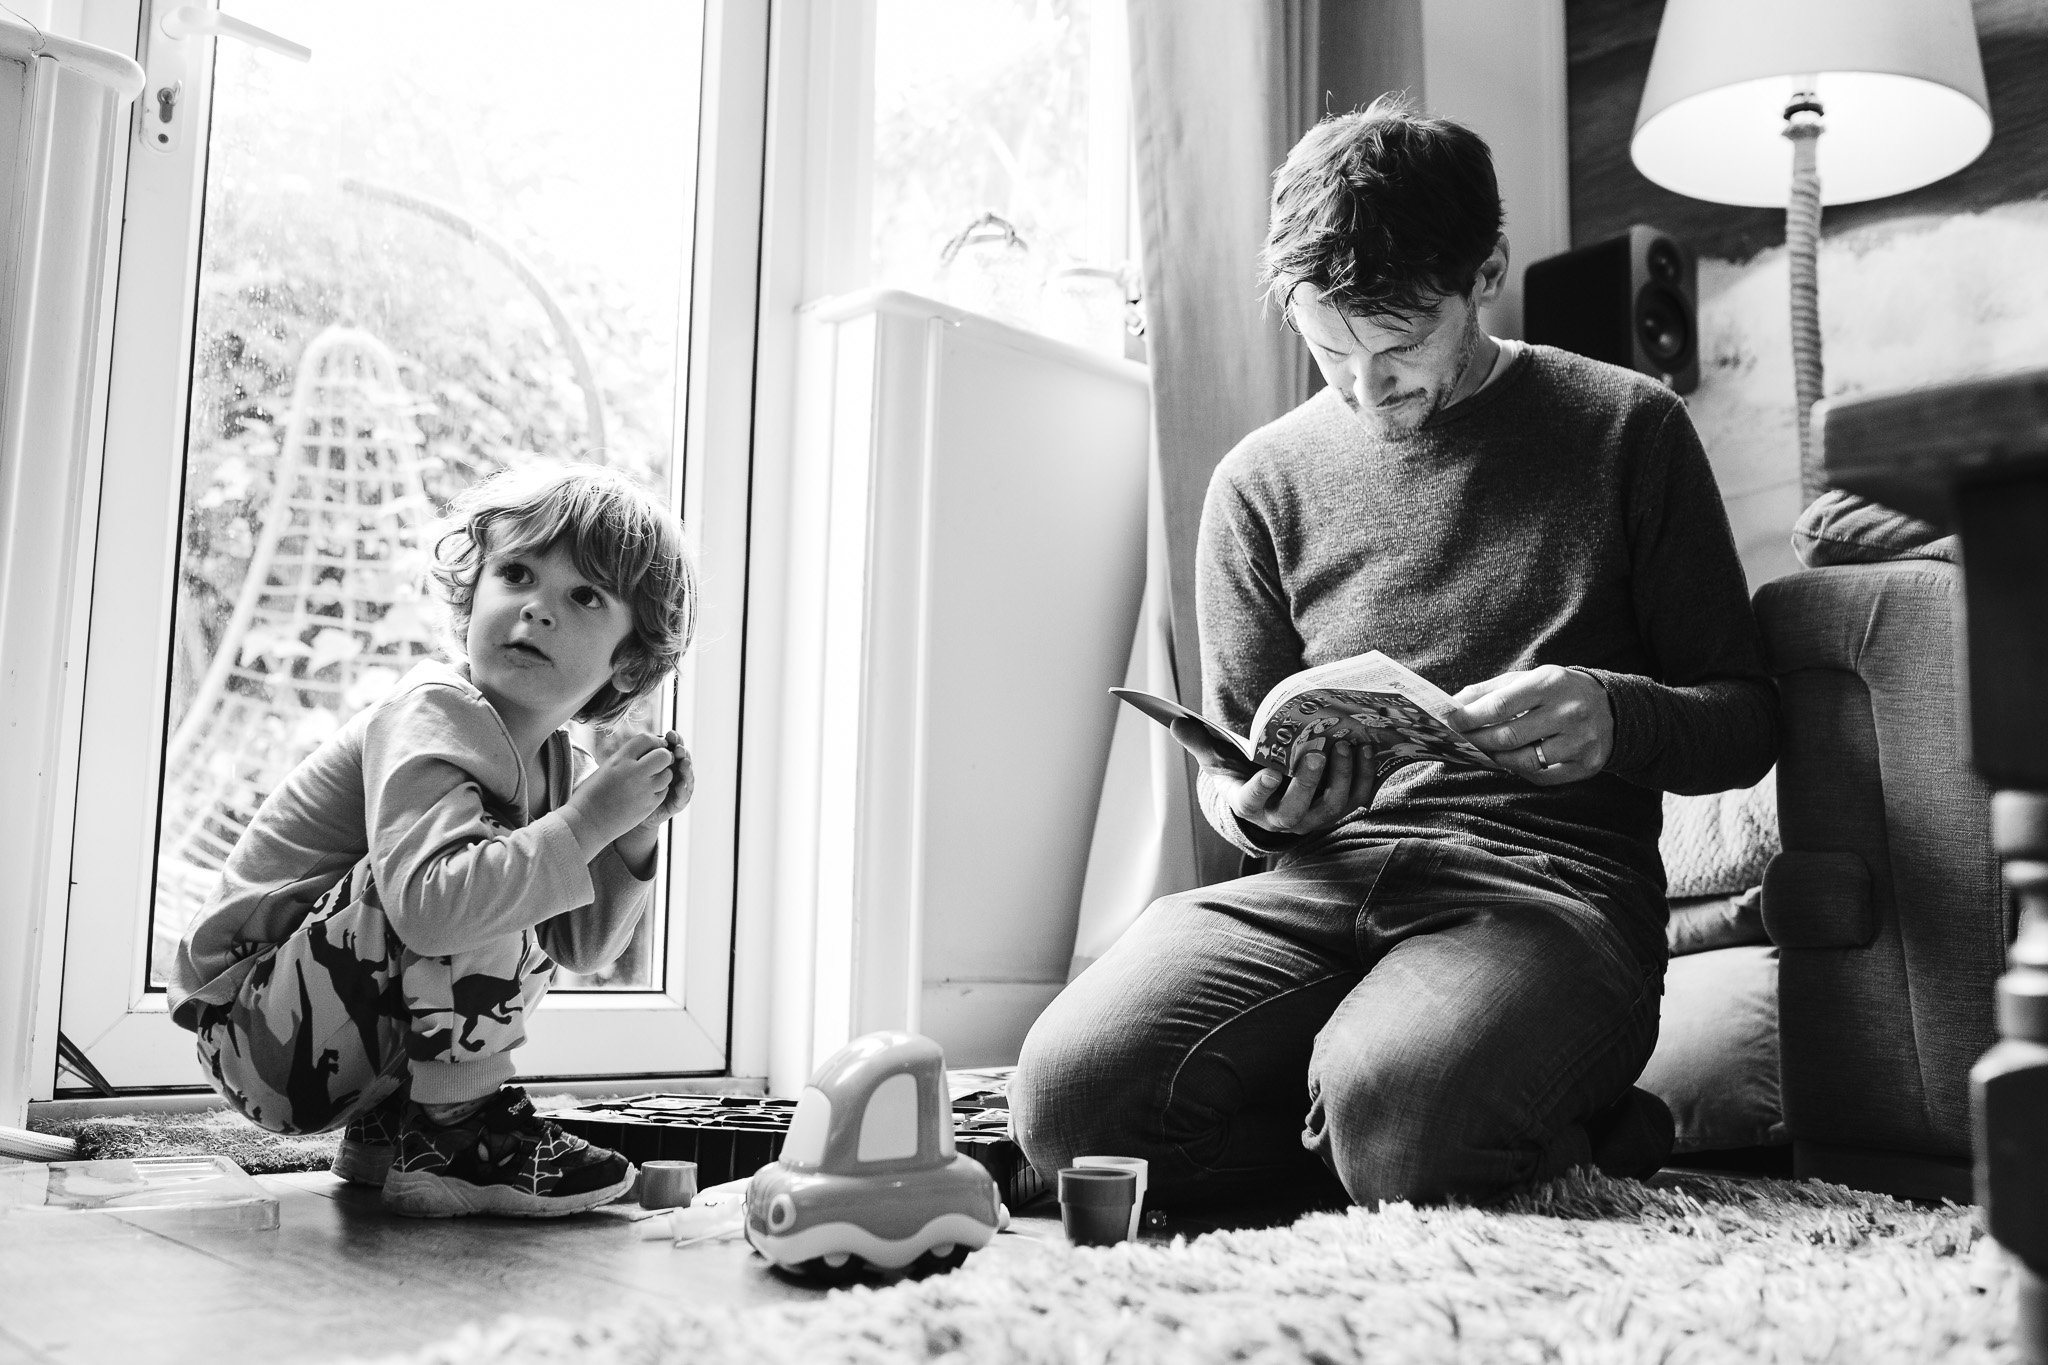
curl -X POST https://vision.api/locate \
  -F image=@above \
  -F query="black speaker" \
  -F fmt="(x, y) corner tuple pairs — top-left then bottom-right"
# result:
(1524, 225), (1698, 395)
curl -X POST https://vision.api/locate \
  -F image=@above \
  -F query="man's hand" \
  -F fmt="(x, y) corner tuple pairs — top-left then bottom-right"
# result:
(1170, 717), (1376, 838)
(1449, 665), (1612, 785)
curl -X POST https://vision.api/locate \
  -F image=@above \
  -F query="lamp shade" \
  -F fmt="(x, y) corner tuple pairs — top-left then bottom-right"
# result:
(1631, 0), (1990, 207)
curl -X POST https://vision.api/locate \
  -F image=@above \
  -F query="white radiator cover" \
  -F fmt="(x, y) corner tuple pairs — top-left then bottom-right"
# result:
(0, 21), (141, 1123)
(782, 289), (1150, 1071)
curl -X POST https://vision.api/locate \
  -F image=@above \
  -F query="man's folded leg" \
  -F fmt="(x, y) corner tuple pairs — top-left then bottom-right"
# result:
(1304, 842), (1667, 1207)
(1012, 849), (1394, 1208)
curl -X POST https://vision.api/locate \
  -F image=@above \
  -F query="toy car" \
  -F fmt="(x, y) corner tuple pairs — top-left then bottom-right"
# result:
(744, 1030), (1005, 1282)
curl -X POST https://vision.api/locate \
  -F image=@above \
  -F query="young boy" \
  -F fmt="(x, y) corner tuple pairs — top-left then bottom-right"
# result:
(167, 463), (697, 1219)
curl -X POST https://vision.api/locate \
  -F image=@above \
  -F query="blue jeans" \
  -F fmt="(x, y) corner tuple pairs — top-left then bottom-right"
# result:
(1012, 837), (1665, 1207)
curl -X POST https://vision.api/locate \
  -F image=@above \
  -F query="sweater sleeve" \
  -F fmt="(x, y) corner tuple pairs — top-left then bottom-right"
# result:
(362, 687), (600, 957)
(1583, 400), (1779, 795)
(1194, 468), (1309, 856)
(533, 737), (655, 974)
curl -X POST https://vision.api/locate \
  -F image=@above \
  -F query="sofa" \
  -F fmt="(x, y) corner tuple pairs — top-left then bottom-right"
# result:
(1643, 541), (2009, 1203)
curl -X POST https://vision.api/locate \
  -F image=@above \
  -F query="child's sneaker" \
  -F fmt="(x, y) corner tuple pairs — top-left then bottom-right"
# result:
(331, 1083), (409, 1187)
(381, 1086), (636, 1218)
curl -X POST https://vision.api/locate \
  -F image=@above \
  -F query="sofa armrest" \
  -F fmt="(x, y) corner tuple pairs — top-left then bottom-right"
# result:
(1754, 560), (2006, 1160)
(1762, 851), (1873, 948)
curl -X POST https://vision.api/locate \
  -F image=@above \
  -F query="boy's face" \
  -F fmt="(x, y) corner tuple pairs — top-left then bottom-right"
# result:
(466, 539), (635, 734)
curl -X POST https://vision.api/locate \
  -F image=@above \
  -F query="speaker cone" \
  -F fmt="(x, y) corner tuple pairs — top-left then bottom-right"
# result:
(1635, 285), (1692, 370)
(1645, 238), (1685, 287)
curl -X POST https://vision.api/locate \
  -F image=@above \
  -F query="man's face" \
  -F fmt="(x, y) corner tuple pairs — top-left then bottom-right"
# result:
(1290, 285), (1486, 438)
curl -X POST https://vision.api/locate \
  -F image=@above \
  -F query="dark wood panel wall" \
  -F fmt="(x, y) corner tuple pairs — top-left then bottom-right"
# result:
(1566, 0), (2048, 261)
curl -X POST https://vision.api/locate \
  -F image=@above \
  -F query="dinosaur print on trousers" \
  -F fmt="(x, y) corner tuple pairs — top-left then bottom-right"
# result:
(195, 851), (554, 1134)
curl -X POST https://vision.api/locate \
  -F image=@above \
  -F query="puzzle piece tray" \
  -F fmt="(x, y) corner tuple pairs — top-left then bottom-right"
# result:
(0, 1154), (279, 1231)
(551, 1090), (1044, 1208)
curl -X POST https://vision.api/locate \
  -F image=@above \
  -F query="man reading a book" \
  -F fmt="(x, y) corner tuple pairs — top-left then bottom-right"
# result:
(1013, 95), (1777, 1210)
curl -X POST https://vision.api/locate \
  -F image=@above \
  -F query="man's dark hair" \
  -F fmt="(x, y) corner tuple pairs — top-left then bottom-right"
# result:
(1259, 93), (1504, 324)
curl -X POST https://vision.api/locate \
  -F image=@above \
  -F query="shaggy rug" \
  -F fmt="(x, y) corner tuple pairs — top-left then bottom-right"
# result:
(343, 1169), (2020, 1365)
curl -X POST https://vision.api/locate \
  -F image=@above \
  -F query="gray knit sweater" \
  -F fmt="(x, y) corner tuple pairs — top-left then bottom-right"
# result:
(1195, 344), (1777, 942)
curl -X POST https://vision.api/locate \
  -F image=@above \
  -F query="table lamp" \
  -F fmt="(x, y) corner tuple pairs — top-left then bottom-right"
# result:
(1629, 0), (1991, 503)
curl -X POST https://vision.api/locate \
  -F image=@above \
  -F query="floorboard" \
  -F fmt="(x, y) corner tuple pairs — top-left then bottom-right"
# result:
(0, 1173), (1077, 1365)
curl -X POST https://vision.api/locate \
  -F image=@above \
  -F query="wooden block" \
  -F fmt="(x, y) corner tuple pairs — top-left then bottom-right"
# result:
(1996, 793), (2048, 863)
(1974, 1037), (2048, 1267)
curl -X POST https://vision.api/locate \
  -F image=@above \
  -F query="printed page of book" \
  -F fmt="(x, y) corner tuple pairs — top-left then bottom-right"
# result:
(1249, 652), (1501, 774)
(1251, 651), (1458, 734)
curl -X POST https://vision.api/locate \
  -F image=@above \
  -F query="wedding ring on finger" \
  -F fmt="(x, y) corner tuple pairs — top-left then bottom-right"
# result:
(1533, 739), (1552, 770)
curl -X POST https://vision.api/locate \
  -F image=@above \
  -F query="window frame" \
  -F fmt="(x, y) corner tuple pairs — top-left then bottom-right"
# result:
(730, 0), (1142, 1097)
(45, 0), (769, 1094)
(854, 1070), (920, 1162)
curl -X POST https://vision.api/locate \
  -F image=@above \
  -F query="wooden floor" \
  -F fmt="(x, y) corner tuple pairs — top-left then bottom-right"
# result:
(0, 1172), (1073, 1365)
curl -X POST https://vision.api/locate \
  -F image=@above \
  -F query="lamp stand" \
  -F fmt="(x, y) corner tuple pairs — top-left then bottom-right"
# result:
(1784, 99), (1826, 504)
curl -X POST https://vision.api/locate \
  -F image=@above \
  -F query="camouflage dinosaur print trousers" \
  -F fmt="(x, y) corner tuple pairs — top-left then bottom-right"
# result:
(192, 856), (556, 1134)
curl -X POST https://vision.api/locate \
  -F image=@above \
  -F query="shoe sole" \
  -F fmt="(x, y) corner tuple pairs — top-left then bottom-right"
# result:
(381, 1163), (638, 1219)
(331, 1140), (395, 1187)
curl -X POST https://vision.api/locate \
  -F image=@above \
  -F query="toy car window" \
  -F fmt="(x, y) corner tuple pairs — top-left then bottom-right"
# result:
(856, 1071), (920, 1161)
(782, 1086), (832, 1167)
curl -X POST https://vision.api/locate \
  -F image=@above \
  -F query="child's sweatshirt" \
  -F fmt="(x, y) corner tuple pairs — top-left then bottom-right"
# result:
(167, 659), (654, 1031)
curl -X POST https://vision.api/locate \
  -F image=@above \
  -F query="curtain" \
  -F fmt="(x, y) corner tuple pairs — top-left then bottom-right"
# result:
(1071, 0), (1402, 976)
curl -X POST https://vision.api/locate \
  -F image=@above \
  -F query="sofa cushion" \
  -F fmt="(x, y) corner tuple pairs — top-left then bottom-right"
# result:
(1641, 944), (1786, 1154)
(1667, 885), (1767, 957)
(1791, 489), (1957, 569)
(1661, 770), (1779, 899)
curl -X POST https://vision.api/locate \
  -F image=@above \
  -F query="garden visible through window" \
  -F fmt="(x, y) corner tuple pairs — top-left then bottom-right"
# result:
(872, 0), (1137, 357)
(149, 0), (703, 992)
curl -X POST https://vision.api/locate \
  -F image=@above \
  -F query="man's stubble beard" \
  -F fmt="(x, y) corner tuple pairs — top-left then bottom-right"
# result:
(1341, 307), (1484, 439)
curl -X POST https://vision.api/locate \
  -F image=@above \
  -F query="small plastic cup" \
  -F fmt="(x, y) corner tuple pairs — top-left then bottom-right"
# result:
(637, 1159), (699, 1210)
(1074, 1155), (1148, 1240)
(1058, 1166), (1136, 1246)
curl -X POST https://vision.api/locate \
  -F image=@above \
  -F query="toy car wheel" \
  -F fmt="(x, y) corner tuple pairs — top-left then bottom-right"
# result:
(913, 1242), (970, 1276)
(798, 1252), (865, 1286)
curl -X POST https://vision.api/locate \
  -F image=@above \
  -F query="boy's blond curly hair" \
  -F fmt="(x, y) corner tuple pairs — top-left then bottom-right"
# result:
(430, 463), (696, 728)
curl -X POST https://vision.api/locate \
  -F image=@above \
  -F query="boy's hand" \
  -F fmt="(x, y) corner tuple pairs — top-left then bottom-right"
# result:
(1171, 717), (1376, 839)
(566, 732), (678, 846)
(604, 732), (692, 878)
(633, 731), (694, 830)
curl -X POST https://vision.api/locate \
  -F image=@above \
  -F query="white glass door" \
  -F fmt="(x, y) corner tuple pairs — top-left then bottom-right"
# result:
(57, 0), (763, 1090)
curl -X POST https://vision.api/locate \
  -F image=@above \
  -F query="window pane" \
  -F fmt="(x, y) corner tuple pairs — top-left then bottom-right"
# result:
(855, 1071), (920, 1161)
(872, 0), (1134, 355)
(149, 0), (703, 991)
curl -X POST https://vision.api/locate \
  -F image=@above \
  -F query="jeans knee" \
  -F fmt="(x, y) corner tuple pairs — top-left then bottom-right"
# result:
(1012, 985), (1159, 1176)
(1010, 1007), (1067, 1142)
(1311, 1049), (1509, 1207)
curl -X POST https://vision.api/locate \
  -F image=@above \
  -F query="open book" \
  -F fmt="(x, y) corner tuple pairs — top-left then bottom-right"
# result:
(1112, 650), (1502, 779)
